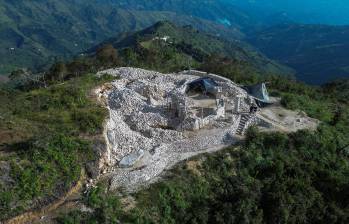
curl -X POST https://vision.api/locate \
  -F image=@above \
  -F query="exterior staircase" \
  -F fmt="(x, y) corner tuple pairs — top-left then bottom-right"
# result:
(236, 114), (252, 135)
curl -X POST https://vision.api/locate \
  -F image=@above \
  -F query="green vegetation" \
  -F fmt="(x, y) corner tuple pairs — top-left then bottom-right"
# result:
(94, 21), (290, 76)
(1, 136), (86, 213)
(56, 73), (349, 224)
(0, 0), (246, 75)
(120, 127), (348, 223)
(1, 20), (348, 223)
(323, 79), (349, 104)
(57, 184), (122, 224)
(0, 74), (114, 220)
(5, 21), (271, 88)
(57, 126), (349, 223)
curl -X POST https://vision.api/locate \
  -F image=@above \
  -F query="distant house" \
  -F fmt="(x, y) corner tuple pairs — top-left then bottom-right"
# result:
(245, 83), (271, 107)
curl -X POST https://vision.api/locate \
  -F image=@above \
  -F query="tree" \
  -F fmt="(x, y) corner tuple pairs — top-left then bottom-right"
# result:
(9, 68), (47, 88)
(67, 60), (89, 77)
(123, 48), (138, 66)
(96, 44), (119, 67)
(46, 62), (68, 82)
(9, 69), (27, 80)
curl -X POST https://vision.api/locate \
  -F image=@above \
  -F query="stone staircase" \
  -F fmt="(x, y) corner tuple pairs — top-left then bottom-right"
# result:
(236, 114), (252, 135)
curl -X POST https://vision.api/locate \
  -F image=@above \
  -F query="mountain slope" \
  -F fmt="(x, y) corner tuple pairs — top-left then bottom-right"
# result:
(0, 0), (249, 75)
(248, 24), (349, 84)
(96, 0), (255, 29)
(92, 21), (292, 76)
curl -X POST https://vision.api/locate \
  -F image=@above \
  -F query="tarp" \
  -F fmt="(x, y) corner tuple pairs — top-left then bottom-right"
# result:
(187, 77), (218, 94)
(119, 150), (145, 168)
(245, 83), (270, 103)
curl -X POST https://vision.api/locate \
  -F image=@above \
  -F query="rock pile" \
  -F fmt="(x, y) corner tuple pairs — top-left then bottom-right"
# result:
(96, 67), (259, 191)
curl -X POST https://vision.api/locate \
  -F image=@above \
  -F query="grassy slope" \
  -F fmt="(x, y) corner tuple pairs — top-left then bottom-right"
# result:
(0, 74), (114, 220)
(57, 77), (349, 224)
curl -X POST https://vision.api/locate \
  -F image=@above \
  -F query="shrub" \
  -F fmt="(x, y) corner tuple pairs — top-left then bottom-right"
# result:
(72, 108), (106, 134)
(58, 185), (122, 224)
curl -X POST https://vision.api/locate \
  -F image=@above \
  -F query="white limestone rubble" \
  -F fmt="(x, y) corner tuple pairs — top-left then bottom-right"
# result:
(95, 67), (317, 192)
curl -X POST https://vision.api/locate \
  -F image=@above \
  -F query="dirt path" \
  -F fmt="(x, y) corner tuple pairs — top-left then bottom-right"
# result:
(4, 170), (86, 224)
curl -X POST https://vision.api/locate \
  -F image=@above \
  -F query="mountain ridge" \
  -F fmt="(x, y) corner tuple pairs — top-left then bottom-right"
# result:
(0, 0), (248, 75)
(90, 21), (293, 76)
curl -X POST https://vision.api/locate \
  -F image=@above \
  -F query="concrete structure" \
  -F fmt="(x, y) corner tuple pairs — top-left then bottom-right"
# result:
(245, 83), (271, 106)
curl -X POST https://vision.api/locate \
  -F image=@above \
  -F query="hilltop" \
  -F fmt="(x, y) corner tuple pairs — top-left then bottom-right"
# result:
(91, 21), (292, 76)
(0, 27), (348, 221)
(0, 1), (348, 223)
(1, 64), (348, 222)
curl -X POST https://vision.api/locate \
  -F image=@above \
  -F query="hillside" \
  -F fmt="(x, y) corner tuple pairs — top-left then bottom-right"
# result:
(323, 79), (349, 104)
(248, 24), (349, 84)
(0, 0), (248, 75)
(1, 24), (348, 221)
(92, 21), (292, 76)
(2, 68), (347, 223)
(0, 1), (348, 223)
(96, 0), (255, 29)
(2, 0), (349, 86)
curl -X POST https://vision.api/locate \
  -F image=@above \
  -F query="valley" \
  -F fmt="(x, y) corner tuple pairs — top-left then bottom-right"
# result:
(249, 24), (349, 84)
(0, 0), (246, 75)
